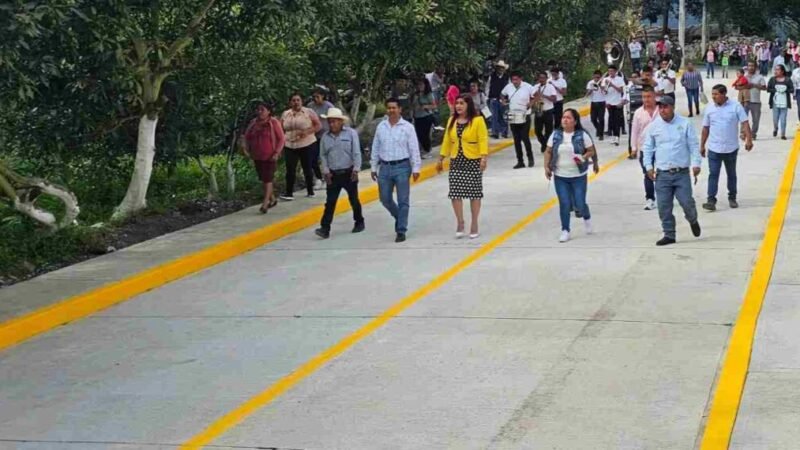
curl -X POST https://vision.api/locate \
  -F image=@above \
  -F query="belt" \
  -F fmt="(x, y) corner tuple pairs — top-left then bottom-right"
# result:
(330, 167), (355, 175)
(656, 167), (689, 174)
(380, 158), (409, 166)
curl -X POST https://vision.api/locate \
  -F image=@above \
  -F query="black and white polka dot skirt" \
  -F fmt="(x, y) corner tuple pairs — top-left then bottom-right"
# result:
(448, 152), (483, 200)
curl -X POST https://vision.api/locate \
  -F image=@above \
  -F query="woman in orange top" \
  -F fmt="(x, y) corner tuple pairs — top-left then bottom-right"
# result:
(436, 94), (489, 239)
(280, 93), (322, 200)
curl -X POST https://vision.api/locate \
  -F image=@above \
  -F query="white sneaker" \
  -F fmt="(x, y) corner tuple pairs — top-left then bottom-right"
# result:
(279, 195), (294, 201)
(584, 219), (593, 235)
(559, 230), (570, 243)
(647, 199), (657, 210)
(315, 178), (325, 189)
(421, 152), (433, 160)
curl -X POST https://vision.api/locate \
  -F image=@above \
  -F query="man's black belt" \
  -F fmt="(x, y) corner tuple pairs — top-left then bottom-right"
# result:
(330, 167), (355, 175)
(656, 167), (689, 174)
(380, 158), (409, 165)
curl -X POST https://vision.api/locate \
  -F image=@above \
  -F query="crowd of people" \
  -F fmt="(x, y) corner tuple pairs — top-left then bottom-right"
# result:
(240, 35), (794, 246)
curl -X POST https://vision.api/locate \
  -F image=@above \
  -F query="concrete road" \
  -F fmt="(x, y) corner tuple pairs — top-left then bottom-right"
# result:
(0, 80), (797, 449)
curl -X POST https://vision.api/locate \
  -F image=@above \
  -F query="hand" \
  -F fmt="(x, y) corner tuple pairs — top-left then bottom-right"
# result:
(700, 146), (706, 157)
(371, 171), (378, 182)
(480, 158), (487, 172)
(745, 138), (754, 151)
(647, 169), (656, 181)
(324, 173), (333, 185)
(436, 160), (444, 173)
(593, 163), (600, 174)
(545, 168), (552, 180)
(692, 167), (701, 178)
(351, 171), (359, 182)
(412, 172), (421, 182)
(631, 149), (639, 158)
(271, 152), (280, 162)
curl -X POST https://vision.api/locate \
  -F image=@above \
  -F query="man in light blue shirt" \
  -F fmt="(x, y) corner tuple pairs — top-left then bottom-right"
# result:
(701, 84), (753, 211)
(642, 96), (703, 246)
(370, 97), (422, 243)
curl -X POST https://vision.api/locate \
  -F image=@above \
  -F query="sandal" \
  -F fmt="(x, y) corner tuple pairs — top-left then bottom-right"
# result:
(268, 200), (278, 209)
(259, 206), (268, 214)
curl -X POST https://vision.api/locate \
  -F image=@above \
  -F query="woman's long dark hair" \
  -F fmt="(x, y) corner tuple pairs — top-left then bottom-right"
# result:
(562, 108), (584, 132)
(417, 77), (432, 95)
(446, 93), (479, 133)
(775, 64), (787, 77)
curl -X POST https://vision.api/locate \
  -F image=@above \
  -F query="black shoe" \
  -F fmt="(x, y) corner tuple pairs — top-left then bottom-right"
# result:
(782, 135), (787, 140)
(729, 199), (739, 209)
(513, 162), (525, 169)
(656, 236), (676, 246)
(491, 134), (499, 139)
(598, 135), (604, 141)
(502, 134), (509, 139)
(702, 201), (717, 211)
(527, 159), (535, 168)
(690, 221), (702, 237)
(315, 228), (330, 239)
(621, 129), (627, 135)
(395, 233), (406, 243)
(773, 129), (778, 137)
(688, 113), (694, 117)
(352, 222), (365, 233)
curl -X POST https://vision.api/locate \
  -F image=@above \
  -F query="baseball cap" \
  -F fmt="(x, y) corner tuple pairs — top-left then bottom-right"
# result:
(657, 96), (675, 106)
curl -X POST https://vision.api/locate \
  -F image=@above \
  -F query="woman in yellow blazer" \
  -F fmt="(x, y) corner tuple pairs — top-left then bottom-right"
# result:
(436, 94), (489, 239)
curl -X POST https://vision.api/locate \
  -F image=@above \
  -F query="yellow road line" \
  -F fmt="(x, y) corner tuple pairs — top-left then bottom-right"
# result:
(699, 133), (800, 449)
(0, 107), (590, 353)
(179, 149), (627, 449)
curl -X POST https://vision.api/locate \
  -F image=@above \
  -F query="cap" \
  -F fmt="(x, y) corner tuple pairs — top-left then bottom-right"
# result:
(657, 95), (675, 106)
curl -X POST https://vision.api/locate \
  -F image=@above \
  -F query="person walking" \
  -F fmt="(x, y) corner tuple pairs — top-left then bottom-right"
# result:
(549, 67), (568, 129)
(705, 48), (716, 79)
(586, 70), (607, 141)
(532, 71), (559, 154)
(243, 102), (284, 214)
(308, 89), (335, 190)
(630, 86), (660, 211)
(315, 108), (365, 238)
(656, 58), (677, 101)
(501, 70), (538, 168)
(721, 52), (730, 79)
(641, 96), (703, 246)
(281, 93), (322, 200)
(436, 94), (489, 239)
(370, 98), (422, 243)
(739, 61), (767, 140)
(681, 62), (704, 117)
(469, 80), (489, 117)
(701, 85), (754, 212)
(544, 108), (598, 243)
(485, 60), (510, 139)
(630, 39), (643, 72)
(791, 63), (800, 122)
(768, 64), (794, 140)
(411, 78), (437, 159)
(603, 65), (626, 146)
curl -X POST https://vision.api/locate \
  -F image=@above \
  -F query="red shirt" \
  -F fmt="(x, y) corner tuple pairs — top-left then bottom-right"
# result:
(245, 117), (285, 160)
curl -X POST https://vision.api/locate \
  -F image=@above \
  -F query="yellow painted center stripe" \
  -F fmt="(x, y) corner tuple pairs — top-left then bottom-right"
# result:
(179, 149), (628, 449)
(699, 133), (800, 448)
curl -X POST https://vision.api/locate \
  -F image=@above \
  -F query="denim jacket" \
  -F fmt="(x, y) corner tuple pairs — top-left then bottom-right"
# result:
(549, 129), (589, 173)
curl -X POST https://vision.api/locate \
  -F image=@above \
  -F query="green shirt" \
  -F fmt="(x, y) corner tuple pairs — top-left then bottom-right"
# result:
(722, 56), (729, 66)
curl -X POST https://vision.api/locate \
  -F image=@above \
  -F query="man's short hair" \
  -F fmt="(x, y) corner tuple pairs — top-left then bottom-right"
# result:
(593, 70), (603, 76)
(385, 97), (401, 107)
(510, 70), (523, 78)
(712, 84), (728, 95)
(660, 58), (670, 64)
(642, 67), (653, 73)
(642, 85), (655, 93)
(608, 64), (618, 70)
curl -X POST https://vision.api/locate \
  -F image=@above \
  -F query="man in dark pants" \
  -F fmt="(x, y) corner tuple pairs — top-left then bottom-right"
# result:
(604, 65), (626, 146)
(485, 60), (510, 139)
(550, 67), (567, 129)
(701, 85), (754, 211)
(315, 108), (365, 238)
(586, 70), (607, 141)
(642, 96), (703, 246)
(501, 70), (538, 167)
(533, 72), (558, 154)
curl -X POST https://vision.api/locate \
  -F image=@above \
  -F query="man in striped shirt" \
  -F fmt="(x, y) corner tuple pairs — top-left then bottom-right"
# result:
(680, 62), (704, 117)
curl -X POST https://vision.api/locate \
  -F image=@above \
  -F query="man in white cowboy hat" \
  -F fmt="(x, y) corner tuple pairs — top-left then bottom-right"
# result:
(485, 59), (510, 139)
(315, 107), (365, 239)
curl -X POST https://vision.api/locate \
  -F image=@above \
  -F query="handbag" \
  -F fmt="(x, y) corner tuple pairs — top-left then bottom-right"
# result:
(481, 105), (492, 118)
(700, 91), (708, 105)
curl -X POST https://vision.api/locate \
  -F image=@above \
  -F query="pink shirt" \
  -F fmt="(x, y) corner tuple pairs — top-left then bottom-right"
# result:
(631, 105), (660, 152)
(706, 51), (715, 63)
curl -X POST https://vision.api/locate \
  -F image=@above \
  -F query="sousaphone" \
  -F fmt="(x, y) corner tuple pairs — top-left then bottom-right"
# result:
(603, 39), (626, 70)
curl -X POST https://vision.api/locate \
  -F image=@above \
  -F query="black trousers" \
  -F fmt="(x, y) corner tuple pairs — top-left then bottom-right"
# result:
(607, 105), (624, 138)
(414, 115), (435, 154)
(590, 102), (606, 137)
(553, 101), (564, 129)
(320, 170), (364, 230)
(534, 110), (555, 152)
(284, 145), (315, 196)
(510, 116), (534, 163)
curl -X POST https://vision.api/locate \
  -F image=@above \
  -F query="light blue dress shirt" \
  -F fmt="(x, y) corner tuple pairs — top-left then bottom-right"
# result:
(702, 99), (749, 154)
(642, 114), (702, 171)
(370, 117), (422, 173)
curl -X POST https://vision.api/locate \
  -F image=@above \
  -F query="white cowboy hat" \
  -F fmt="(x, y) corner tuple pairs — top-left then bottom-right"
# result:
(494, 60), (510, 69)
(321, 107), (348, 121)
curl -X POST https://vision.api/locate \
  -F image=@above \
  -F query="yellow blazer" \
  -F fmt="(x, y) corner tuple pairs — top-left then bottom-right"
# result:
(439, 116), (489, 159)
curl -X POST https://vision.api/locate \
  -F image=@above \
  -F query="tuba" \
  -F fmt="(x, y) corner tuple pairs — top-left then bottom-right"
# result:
(603, 39), (626, 70)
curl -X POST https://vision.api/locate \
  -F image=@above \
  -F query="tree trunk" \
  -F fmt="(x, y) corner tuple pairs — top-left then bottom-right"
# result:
(356, 102), (377, 134)
(662, 0), (670, 36)
(195, 156), (219, 199)
(350, 95), (362, 124)
(112, 115), (158, 221)
(226, 133), (238, 195)
(0, 162), (80, 230)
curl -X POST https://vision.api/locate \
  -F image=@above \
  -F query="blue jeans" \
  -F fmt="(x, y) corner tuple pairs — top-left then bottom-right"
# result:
(377, 160), (412, 234)
(706, 62), (715, 78)
(554, 175), (590, 232)
(489, 98), (508, 137)
(707, 150), (738, 202)
(686, 88), (700, 114)
(772, 107), (788, 136)
(655, 170), (698, 239)
(759, 60), (769, 75)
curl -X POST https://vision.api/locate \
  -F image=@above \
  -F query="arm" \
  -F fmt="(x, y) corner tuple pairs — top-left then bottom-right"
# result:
(407, 125), (422, 175)
(630, 113), (641, 153)
(700, 126), (709, 157)
(273, 120), (286, 158)
(439, 118), (452, 158)
(642, 128), (656, 173)
(309, 110), (322, 134)
(543, 146), (553, 179)
(370, 126), (381, 174)
(351, 130), (362, 173)
(477, 117), (489, 156)
(319, 137), (330, 175)
(687, 124), (701, 170)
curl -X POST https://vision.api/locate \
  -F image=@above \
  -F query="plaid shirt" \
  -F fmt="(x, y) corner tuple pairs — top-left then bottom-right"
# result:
(681, 71), (704, 90)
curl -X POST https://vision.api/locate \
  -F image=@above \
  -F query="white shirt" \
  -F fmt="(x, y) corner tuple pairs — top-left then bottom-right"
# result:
(586, 79), (606, 103)
(550, 78), (567, 102)
(791, 68), (800, 89)
(547, 131), (595, 177)
(604, 75), (625, 106)
(501, 81), (536, 113)
(629, 41), (642, 58)
(656, 69), (677, 94)
(534, 83), (558, 111)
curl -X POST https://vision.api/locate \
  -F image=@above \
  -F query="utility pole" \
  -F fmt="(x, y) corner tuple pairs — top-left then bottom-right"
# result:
(679, 0), (686, 69)
(701, 0), (707, 58)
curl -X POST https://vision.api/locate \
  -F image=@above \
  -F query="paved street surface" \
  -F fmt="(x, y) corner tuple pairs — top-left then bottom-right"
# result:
(1, 80), (798, 449)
